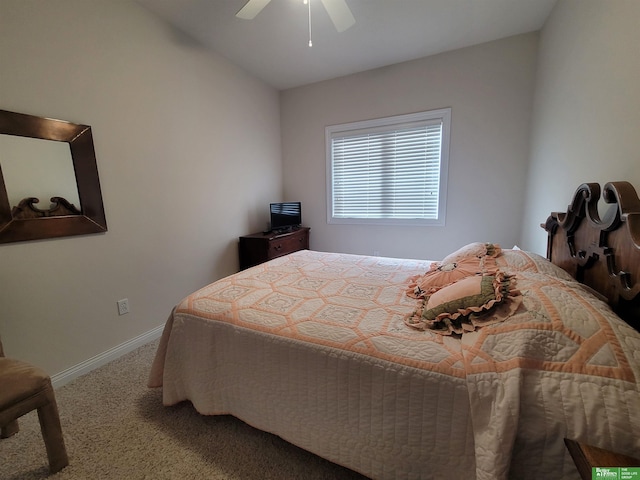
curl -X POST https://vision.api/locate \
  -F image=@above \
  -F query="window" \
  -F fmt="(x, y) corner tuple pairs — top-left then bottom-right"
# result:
(326, 108), (450, 226)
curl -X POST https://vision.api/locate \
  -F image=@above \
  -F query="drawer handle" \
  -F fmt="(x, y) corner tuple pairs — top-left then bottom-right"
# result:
(274, 244), (282, 251)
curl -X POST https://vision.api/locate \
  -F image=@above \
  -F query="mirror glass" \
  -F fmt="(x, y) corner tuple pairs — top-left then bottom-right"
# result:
(0, 134), (81, 210)
(0, 109), (107, 244)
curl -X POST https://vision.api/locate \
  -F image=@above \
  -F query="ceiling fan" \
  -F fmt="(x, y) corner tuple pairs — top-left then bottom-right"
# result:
(236, 0), (355, 33)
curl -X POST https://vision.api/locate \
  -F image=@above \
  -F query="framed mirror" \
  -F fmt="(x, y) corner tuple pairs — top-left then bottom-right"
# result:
(0, 109), (107, 243)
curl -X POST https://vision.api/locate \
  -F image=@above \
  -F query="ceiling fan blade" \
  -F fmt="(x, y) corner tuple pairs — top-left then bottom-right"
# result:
(320, 0), (355, 32)
(236, 0), (271, 20)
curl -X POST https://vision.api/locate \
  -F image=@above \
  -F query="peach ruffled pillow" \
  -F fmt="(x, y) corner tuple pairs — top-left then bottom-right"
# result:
(407, 256), (498, 299)
(441, 242), (502, 265)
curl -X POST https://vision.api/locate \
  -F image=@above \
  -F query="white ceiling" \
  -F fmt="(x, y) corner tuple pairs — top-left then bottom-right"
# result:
(136, 0), (557, 90)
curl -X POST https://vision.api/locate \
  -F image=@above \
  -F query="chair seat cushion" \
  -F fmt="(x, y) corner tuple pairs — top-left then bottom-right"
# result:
(0, 358), (51, 410)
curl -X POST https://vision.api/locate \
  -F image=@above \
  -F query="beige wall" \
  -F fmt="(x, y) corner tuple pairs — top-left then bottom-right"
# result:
(521, 0), (640, 253)
(0, 1), (282, 374)
(280, 33), (538, 261)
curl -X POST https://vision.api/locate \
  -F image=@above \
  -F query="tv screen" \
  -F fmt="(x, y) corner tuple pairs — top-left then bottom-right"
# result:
(270, 202), (301, 231)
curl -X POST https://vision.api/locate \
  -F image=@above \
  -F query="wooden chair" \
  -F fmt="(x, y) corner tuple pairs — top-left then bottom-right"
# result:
(0, 337), (69, 473)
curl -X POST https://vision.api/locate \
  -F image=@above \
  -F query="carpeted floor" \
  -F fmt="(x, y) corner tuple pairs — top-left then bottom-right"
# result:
(0, 340), (369, 479)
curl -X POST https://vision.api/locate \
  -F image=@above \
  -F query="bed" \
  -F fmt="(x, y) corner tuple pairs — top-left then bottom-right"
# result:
(148, 181), (640, 480)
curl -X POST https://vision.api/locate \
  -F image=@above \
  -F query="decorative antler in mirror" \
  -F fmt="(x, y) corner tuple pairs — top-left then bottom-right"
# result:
(0, 109), (107, 243)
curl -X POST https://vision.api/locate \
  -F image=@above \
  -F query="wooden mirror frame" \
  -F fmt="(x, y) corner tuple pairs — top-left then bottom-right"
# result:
(0, 109), (107, 243)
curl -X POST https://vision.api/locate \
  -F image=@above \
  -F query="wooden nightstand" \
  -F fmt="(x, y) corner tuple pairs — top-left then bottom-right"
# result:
(238, 227), (309, 270)
(564, 439), (640, 480)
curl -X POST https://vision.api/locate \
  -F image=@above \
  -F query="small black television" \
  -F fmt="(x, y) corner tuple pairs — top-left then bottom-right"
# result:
(270, 202), (301, 232)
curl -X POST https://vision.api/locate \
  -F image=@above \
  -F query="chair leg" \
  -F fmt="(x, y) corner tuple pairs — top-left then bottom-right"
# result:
(37, 389), (69, 473)
(1, 419), (19, 438)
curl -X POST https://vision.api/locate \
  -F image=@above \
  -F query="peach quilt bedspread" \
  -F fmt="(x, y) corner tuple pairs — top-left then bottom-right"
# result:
(149, 250), (640, 480)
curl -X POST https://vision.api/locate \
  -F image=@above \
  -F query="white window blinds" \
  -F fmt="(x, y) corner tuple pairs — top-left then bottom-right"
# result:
(326, 108), (450, 226)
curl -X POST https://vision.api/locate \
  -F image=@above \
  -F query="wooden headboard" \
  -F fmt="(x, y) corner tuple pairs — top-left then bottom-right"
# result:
(543, 181), (640, 330)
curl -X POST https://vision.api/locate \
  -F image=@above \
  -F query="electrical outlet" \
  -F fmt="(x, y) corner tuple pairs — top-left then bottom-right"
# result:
(373, 250), (380, 256)
(117, 298), (130, 316)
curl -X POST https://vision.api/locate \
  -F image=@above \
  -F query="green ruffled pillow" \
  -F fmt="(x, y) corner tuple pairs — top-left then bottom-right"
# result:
(406, 272), (520, 335)
(423, 274), (503, 320)
(407, 256), (498, 299)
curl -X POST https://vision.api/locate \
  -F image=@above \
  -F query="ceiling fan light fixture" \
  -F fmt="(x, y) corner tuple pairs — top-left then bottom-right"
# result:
(236, 0), (354, 46)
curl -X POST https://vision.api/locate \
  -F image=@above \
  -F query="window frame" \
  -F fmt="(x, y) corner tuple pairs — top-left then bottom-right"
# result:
(325, 108), (451, 227)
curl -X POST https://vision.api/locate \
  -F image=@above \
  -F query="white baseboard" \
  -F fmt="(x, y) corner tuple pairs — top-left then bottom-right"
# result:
(51, 325), (164, 388)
